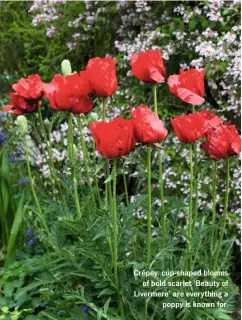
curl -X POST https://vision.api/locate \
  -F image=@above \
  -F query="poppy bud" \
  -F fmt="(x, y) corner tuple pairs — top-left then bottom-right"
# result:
(16, 115), (28, 134)
(90, 112), (98, 121)
(61, 59), (72, 76)
(44, 119), (51, 130)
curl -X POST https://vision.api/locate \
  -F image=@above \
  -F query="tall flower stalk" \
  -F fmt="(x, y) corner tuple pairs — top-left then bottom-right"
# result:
(191, 105), (199, 232)
(146, 146), (152, 265)
(112, 158), (124, 316)
(213, 158), (230, 270)
(19, 117), (51, 238)
(153, 84), (166, 247)
(37, 107), (67, 207)
(188, 143), (194, 270)
(210, 160), (217, 254)
(77, 116), (97, 208)
(68, 113), (81, 219)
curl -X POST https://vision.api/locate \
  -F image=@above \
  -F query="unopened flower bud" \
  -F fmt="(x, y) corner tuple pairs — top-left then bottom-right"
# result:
(44, 119), (51, 130)
(90, 112), (98, 121)
(16, 115), (28, 134)
(61, 59), (72, 76)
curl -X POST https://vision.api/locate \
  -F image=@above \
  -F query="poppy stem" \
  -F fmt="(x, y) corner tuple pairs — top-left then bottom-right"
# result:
(213, 157), (230, 271)
(112, 158), (124, 316)
(102, 98), (109, 210)
(123, 162), (129, 206)
(77, 116), (97, 208)
(24, 133), (51, 238)
(188, 143), (193, 271)
(191, 105), (198, 233)
(146, 146), (152, 265)
(92, 140), (102, 207)
(68, 113), (82, 220)
(144, 146), (152, 319)
(192, 142), (198, 232)
(37, 107), (67, 209)
(153, 84), (166, 247)
(210, 160), (217, 255)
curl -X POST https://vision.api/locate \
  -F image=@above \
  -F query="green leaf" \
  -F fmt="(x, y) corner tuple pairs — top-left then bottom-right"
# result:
(97, 288), (115, 298)
(103, 297), (111, 315)
(6, 191), (26, 261)
(104, 174), (113, 184)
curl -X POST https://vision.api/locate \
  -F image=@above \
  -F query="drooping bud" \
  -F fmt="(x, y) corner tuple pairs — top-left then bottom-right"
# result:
(16, 115), (28, 134)
(44, 119), (51, 131)
(61, 59), (72, 76)
(90, 112), (98, 121)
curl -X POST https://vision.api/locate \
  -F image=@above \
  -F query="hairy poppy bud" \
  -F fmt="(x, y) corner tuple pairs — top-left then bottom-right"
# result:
(61, 59), (72, 76)
(90, 112), (98, 121)
(16, 115), (28, 134)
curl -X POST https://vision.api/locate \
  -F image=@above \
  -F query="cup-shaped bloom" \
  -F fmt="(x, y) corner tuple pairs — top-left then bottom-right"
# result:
(171, 112), (207, 143)
(89, 117), (136, 158)
(168, 68), (205, 105)
(130, 49), (166, 83)
(200, 109), (223, 130)
(130, 105), (167, 143)
(201, 123), (241, 160)
(85, 57), (118, 97)
(3, 74), (44, 114)
(43, 72), (93, 113)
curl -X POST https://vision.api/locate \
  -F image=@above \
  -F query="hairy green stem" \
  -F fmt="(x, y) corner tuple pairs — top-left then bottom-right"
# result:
(191, 105), (198, 232)
(102, 98), (108, 209)
(37, 109), (67, 207)
(153, 84), (166, 247)
(192, 142), (198, 231)
(123, 163), (129, 206)
(24, 134), (51, 237)
(210, 160), (217, 255)
(188, 143), (193, 270)
(68, 113), (81, 219)
(112, 158), (124, 316)
(213, 158), (230, 270)
(146, 146), (152, 265)
(77, 116), (97, 208)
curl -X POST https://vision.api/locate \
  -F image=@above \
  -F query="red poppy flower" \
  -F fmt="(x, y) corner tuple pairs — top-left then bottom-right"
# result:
(201, 123), (241, 160)
(168, 68), (205, 105)
(3, 74), (44, 114)
(130, 105), (168, 143)
(43, 72), (93, 113)
(85, 57), (118, 97)
(171, 112), (207, 143)
(89, 117), (136, 158)
(130, 49), (166, 83)
(200, 109), (223, 132)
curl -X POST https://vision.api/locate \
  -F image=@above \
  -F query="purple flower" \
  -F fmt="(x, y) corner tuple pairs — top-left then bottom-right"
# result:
(27, 228), (34, 238)
(17, 158), (25, 163)
(82, 306), (89, 314)
(0, 131), (6, 144)
(27, 236), (38, 247)
(17, 178), (30, 185)
(8, 154), (15, 163)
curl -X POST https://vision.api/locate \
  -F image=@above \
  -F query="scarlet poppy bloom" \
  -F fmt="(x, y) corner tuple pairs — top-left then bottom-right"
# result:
(200, 109), (223, 130)
(130, 105), (168, 143)
(130, 49), (166, 83)
(168, 68), (205, 105)
(89, 117), (136, 158)
(171, 112), (207, 143)
(201, 123), (241, 160)
(3, 74), (44, 115)
(43, 72), (93, 113)
(85, 57), (118, 97)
